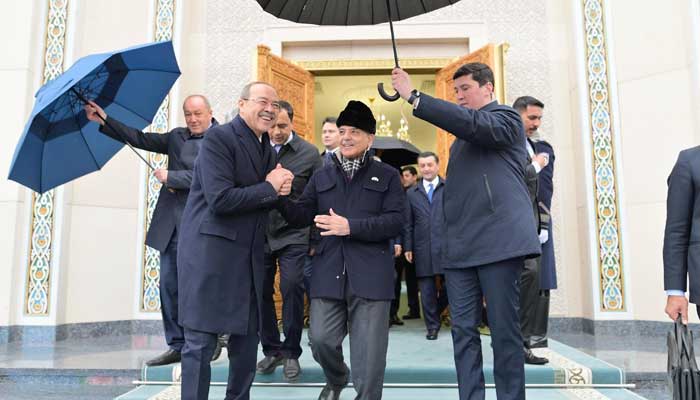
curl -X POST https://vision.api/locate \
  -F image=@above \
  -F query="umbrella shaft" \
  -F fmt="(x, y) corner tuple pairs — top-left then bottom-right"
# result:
(70, 88), (155, 170)
(386, 0), (399, 68)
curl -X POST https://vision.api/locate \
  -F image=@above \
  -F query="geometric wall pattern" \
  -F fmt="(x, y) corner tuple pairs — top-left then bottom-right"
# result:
(140, 0), (175, 312)
(25, 0), (69, 316)
(582, 0), (625, 311)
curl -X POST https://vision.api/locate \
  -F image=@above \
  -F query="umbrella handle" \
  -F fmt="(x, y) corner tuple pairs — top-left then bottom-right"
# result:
(377, 83), (401, 102)
(71, 88), (156, 170)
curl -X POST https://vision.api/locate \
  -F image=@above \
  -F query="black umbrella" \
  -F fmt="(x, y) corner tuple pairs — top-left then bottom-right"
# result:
(371, 136), (421, 168)
(255, 0), (461, 101)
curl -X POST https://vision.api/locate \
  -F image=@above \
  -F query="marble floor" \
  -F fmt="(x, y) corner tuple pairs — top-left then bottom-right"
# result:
(0, 318), (675, 400)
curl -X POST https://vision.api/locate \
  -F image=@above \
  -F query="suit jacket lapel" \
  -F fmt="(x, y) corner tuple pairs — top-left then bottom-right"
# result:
(234, 117), (263, 179)
(261, 132), (275, 175)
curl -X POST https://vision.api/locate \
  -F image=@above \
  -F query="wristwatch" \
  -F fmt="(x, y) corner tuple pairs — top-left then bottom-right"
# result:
(407, 89), (421, 105)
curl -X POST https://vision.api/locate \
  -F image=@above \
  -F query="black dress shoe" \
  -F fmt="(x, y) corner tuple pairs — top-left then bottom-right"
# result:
(283, 358), (301, 381)
(524, 348), (549, 365)
(389, 315), (404, 327)
(426, 329), (438, 340)
(146, 349), (181, 366)
(402, 312), (421, 320)
(318, 383), (346, 400)
(256, 354), (284, 374)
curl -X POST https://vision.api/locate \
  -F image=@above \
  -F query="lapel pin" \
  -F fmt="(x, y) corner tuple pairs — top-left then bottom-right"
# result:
(371, 176), (379, 182)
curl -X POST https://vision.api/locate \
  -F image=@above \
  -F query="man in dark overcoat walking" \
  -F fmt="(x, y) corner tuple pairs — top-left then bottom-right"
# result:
(176, 82), (294, 400)
(277, 100), (405, 400)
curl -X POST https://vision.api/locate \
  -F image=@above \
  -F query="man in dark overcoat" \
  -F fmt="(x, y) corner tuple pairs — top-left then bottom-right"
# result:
(277, 100), (405, 400)
(176, 82), (294, 400)
(84, 95), (221, 366)
(392, 64), (541, 400)
(404, 152), (448, 340)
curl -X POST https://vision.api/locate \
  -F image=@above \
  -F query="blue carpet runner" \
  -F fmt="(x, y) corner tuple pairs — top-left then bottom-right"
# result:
(117, 328), (646, 399)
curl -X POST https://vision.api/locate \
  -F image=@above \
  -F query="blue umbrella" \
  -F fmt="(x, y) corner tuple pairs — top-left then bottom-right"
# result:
(8, 40), (181, 194)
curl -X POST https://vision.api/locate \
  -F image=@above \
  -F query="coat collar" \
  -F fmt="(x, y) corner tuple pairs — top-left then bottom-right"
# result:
(232, 115), (270, 179)
(478, 99), (499, 112)
(412, 177), (445, 197)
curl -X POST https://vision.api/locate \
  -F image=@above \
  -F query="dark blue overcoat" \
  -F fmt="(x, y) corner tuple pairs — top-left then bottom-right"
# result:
(278, 156), (405, 300)
(404, 178), (446, 277)
(177, 116), (278, 334)
(413, 96), (541, 269)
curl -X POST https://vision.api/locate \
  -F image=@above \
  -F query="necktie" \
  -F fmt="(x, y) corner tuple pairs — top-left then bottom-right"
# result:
(274, 144), (282, 154)
(325, 151), (333, 164)
(427, 183), (435, 203)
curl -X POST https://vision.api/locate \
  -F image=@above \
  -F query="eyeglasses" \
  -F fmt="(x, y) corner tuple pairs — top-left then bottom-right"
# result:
(241, 97), (281, 111)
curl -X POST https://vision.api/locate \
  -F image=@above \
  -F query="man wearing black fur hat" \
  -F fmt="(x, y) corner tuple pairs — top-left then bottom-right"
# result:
(277, 100), (405, 400)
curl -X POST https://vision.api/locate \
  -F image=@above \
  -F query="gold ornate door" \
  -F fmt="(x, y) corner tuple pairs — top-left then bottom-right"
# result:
(256, 45), (315, 142)
(434, 43), (508, 177)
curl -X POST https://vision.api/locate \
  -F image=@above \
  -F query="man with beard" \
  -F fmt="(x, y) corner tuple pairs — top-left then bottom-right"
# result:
(176, 82), (294, 400)
(513, 96), (556, 364)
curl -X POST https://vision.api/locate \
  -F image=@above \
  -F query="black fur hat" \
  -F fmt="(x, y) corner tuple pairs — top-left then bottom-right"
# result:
(336, 100), (376, 134)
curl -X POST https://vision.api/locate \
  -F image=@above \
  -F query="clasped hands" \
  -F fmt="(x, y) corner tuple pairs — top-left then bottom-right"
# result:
(266, 163), (293, 196)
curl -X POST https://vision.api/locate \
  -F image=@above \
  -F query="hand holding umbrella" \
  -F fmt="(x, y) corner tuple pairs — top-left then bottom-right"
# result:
(390, 67), (415, 102)
(82, 99), (155, 170)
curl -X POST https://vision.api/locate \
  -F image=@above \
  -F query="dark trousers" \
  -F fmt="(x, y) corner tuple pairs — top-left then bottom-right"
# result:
(529, 289), (550, 346)
(159, 231), (184, 352)
(390, 256), (420, 317)
(310, 285), (391, 400)
(418, 275), (449, 331)
(519, 257), (540, 346)
(261, 244), (307, 359)
(180, 295), (259, 400)
(444, 258), (525, 400)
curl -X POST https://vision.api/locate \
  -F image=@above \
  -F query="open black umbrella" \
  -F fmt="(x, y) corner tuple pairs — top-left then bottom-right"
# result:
(255, 0), (461, 101)
(372, 136), (421, 168)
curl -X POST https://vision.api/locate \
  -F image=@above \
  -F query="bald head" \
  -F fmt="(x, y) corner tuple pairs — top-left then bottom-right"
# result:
(183, 94), (213, 135)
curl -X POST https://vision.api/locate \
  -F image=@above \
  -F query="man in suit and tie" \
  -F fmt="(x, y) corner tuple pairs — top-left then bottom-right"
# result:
(392, 63), (541, 400)
(277, 100), (405, 400)
(83, 95), (224, 366)
(404, 152), (448, 340)
(176, 82), (294, 400)
(257, 100), (322, 380)
(514, 96), (556, 364)
(395, 166), (421, 321)
(664, 146), (700, 324)
(320, 116), (341, 167)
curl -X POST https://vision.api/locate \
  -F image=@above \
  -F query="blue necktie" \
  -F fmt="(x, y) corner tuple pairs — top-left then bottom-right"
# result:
(427, 183), (435, 203)
(274, 144), (282, 154)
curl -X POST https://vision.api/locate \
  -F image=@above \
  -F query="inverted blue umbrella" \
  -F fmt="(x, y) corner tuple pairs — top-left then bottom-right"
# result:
(8, 40), (181, 194)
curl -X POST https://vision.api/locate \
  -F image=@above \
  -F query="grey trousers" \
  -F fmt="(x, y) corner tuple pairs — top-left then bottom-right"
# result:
(310, 290), (391, 400)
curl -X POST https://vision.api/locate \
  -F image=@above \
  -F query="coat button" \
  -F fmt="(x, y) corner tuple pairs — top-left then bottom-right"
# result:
(336, 275), (340, 279)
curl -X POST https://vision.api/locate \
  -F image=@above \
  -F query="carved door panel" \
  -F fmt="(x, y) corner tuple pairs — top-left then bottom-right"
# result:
(257, 45), (315, 142)
(434, 43), (508, 177)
